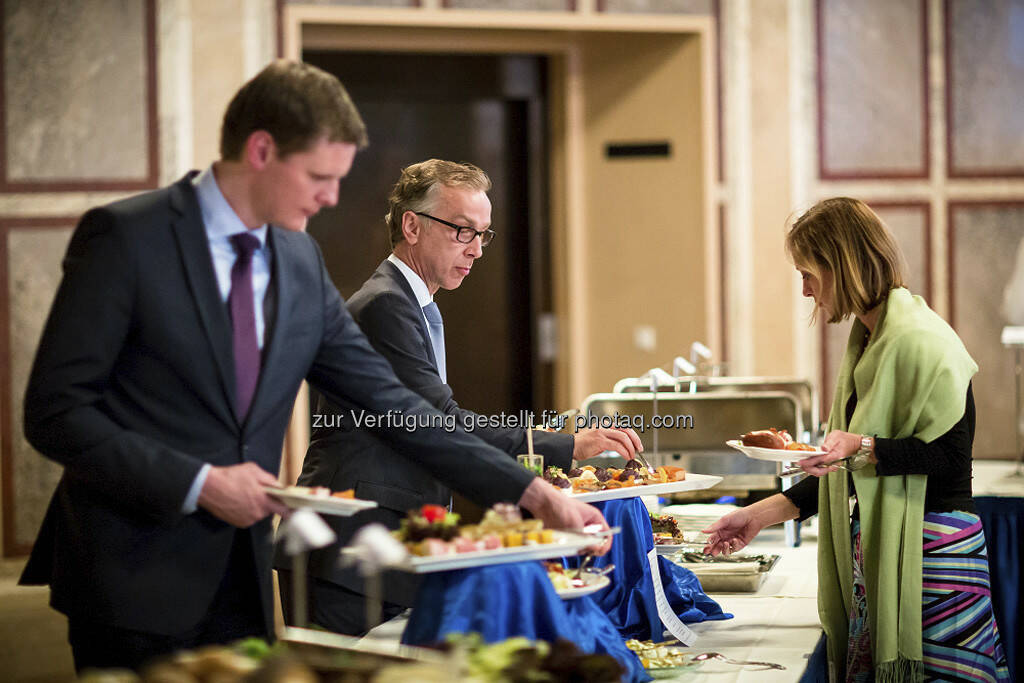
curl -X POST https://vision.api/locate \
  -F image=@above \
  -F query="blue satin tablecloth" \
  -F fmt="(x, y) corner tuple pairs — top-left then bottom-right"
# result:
(578, 498), (731, 641)
(976, 495), (1022, 682)
(401, 561), (651, 683)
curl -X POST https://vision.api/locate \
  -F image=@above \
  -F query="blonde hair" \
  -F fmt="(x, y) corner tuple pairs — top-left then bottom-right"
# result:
(385, 160), (491, 248)
(785, 197), (908, 324)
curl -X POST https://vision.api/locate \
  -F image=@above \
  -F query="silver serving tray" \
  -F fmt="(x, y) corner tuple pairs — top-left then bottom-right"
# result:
(674, 553), (780, 592)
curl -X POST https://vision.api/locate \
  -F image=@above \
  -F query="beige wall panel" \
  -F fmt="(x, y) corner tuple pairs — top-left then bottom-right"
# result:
(602, 0), (711, 14)
(749, 0), (793, 376)
(4, 0), (147, 180)
(951, 205), (1023, 459)
(947, 0), (1024, 175)
(7, 226), (74, 548)
(821, 206), (928, 420)
(191, 0), (249, 168)
(819, 0), (925, 176)
(581, 33), (705, 395)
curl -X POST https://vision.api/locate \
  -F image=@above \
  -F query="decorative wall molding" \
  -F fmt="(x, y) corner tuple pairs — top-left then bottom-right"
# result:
(816, 0), (930, 180)
(0, 0), (159, 193)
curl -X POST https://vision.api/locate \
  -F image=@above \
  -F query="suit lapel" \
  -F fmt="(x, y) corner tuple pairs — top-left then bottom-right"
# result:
(168, 176), (238, 427)
(380, 260), (438, 370)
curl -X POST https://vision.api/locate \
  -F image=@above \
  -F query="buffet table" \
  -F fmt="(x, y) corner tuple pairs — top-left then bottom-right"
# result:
(357, 526), (824, 682)
(651, 529), (823, 682)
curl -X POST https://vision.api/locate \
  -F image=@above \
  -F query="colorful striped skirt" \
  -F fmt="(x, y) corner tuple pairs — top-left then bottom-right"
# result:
(846, 511), (1010, 682)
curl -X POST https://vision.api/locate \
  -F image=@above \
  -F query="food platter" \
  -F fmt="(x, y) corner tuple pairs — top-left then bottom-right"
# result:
(386, 530), (608, 573)
(725, 440), (826, 462)
(556, 573), (611, 600)
(567, 473), (722, 502)
(264, 486), (378, 516)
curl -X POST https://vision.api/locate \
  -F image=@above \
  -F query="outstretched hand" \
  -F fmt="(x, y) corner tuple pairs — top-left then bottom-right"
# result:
(702, 507), (762, 556)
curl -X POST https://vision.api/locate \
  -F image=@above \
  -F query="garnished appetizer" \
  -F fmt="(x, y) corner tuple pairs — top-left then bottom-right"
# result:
(393, 503), (555, 556)
(649, 512), (685, 545)
(544, 462), (686, 494)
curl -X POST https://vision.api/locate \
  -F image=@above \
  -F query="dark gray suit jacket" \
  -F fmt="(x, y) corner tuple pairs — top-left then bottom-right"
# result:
(19, 176), (535, 636)
(292, 259), (573, 606)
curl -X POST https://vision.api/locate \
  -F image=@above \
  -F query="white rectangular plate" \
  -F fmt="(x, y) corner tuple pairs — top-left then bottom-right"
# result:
(392, 530), (604, 573)
(264, 486), (378, 517)
(725, 439), (825, 462)
(566, 472), (722, 502)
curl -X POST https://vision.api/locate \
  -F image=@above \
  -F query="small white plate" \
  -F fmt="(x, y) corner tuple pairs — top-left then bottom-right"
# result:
(555, 573), (611, 600)
(264, 486), (378, 516)
(725, 439), (826, 462)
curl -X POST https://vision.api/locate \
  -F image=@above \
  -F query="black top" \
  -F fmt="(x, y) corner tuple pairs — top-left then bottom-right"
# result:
(782, 384), (976, 522)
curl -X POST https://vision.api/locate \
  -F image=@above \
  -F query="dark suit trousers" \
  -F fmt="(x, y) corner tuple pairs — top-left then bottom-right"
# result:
(68, 530), (265, 672)
(277, 568), (405, 637)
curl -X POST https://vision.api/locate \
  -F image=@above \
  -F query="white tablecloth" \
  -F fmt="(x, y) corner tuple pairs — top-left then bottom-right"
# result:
(651, 528), (822, 681)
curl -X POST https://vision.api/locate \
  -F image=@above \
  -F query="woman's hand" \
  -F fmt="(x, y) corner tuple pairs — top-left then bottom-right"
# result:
(702, 494), (800, 555)
(702, 507), (762, 556)
(796, 429), (861, 477)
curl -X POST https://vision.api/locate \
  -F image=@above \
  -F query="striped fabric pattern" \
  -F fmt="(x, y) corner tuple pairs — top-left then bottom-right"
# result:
(921, 511), (1010, 683)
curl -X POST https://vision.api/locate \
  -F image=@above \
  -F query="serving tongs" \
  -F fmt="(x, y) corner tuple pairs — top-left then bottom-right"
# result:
(779, 452), (852, 478)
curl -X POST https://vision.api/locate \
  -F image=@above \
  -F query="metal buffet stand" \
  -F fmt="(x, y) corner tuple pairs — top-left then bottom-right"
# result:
(1001, 326), (1024, 476)
(581, 343), (820, 547)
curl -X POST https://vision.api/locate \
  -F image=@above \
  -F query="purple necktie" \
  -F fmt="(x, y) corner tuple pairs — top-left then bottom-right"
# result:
(229, 233), (261, 419)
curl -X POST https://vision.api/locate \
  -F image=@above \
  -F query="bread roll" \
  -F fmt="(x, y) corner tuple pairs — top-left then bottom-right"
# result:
(741, 429), (787, 449)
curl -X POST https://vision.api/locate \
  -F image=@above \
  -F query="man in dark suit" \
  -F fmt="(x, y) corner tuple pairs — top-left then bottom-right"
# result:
(281, 159), (642, 635)
(19, 62), (608, 672)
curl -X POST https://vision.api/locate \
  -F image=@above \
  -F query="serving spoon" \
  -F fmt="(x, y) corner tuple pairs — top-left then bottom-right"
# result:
(692, 652), (786, 670)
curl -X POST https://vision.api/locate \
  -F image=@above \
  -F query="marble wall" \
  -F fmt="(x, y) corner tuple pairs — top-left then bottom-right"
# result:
(818, 0), (926, 177)
(947, 0), (1024, 175)
(3, 0), (152, 186)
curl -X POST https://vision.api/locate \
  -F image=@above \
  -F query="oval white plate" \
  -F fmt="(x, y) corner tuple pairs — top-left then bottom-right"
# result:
(725, 439), (826, 462)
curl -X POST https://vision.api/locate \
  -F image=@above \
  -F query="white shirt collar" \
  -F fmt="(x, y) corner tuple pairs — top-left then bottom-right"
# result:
(387, 253), (433, 309)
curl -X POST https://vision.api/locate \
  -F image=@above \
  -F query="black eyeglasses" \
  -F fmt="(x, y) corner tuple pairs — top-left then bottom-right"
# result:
(414, 212), (495, 247)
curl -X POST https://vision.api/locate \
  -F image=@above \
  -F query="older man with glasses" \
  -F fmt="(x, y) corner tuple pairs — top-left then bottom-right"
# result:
(277, 158), (642, 635)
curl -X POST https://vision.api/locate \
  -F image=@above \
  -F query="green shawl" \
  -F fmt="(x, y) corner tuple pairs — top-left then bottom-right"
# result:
(817, 288), (977, 682)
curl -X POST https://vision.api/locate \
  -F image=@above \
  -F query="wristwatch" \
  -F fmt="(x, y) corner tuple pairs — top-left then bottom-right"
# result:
(847, 435), (874, 471)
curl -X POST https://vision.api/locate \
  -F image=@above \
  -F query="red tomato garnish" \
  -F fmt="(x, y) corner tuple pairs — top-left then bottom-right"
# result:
(421, 504), (447, 523)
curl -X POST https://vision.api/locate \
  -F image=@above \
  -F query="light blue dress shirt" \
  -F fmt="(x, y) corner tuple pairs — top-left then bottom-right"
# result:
(182, 166), (271, 514)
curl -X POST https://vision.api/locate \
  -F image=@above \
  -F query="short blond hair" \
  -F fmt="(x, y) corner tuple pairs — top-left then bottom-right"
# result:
(385, 160), (491, 248)
(785, 197), (908, 324)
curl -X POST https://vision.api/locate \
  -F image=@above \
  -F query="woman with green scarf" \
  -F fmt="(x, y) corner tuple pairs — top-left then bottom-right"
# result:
(704, 198), (1009, 682)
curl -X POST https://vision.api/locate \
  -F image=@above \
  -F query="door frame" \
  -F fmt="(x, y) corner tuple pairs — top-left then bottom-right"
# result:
(278, 6), (718, 483)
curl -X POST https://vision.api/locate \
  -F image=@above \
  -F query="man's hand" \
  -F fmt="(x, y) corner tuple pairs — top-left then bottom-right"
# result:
(572, 427), (644, 461)
(197, 462), (290, 527)
(517, 478), (612, 555)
